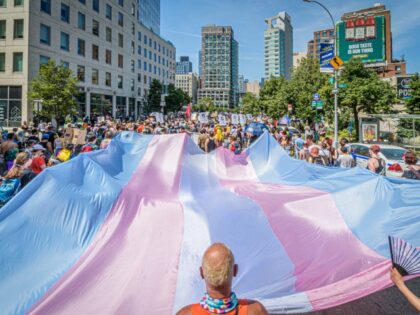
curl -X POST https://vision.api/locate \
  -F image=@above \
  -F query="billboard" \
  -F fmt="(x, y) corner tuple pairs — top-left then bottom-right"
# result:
(397, 76), (412, 99)
(337, 16), (386, 63)
(319, 39), (334, 73)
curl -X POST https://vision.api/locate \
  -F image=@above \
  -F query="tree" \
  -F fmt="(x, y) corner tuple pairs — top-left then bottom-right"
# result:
(146, 79), (162, 114)
(195, 97), (216, 112)
(164, 84), (191, 113)
(340, 58), (395, 139)
(241, 92), (259, 115)
(288, 56), (331, 124)
(28, 60), (78, 123)
(259, 76), (289, 118)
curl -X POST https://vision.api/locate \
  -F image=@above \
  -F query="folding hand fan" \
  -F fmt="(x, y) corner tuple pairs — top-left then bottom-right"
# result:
(388, 235), (420, 276)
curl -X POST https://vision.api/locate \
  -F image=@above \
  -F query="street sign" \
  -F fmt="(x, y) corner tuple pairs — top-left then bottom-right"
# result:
(330, 56), (344, 70)
(312, 100), (324, 109)
(329, 77), (335, 85)
(313, 93), (320, 101)
(312, 101), (317, 107)
(338, 83), (348, 89)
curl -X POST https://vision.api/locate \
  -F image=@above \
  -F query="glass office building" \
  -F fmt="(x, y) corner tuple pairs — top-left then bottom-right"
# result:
(138, 0), (160, 34)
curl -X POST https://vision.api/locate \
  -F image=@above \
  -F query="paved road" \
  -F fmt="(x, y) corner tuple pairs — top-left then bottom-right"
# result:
(289, 277), (420, 315)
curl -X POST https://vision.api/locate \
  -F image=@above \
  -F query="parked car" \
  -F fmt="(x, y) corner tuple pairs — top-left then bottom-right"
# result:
(349, 143), (417, 178)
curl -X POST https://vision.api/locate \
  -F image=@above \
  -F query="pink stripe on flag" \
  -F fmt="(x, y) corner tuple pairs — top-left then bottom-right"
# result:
(30, 135), (186, 315)
(215, 149), (389, 309)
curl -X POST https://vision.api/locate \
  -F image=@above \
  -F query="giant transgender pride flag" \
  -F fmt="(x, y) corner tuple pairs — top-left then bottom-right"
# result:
(0, 132), (419, 314)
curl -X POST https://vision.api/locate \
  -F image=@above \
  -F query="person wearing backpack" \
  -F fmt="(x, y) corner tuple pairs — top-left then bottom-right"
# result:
(367, 145), (385, 175)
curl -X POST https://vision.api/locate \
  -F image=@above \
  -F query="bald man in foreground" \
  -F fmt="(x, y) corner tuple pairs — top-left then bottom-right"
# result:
(176, 243), (268, 315)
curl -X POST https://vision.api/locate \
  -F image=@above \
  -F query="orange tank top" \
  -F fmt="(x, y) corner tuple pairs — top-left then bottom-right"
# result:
(191, 300), (248, 315)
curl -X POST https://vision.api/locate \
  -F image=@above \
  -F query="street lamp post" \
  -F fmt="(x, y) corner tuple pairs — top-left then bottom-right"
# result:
(303, 0), (339, 148)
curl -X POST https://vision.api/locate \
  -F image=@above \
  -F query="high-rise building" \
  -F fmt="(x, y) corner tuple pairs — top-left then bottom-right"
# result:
(339, 3), (406, 78)
(175, 73), (198, 104)
(138, 0), (160, 35)
(198, 50), (202, 78)
(307, 28), (334, 59)
(238, 74), (246, 95)
(198, 25), (239, 108)
(0, 0), (175, 125)
(176, 56), (192, 74)
(245, 81), (261, 96)
(264, 12), (293, 80)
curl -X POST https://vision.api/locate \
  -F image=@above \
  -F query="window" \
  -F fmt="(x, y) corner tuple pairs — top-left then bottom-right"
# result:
(118, 54), (123, 68)
(105, 49), (111, 64)
(131, 3), (135, 16)
(138, 45), (141, 55)
(13, 52), (23, 72)
(77, 38), (85, 56)
(61, 60), (69, 68)
(138, 32), (141, 41)
(106, 27), (112, 42)
(92, 0), (99, 12)
(61, 3), (70, 23)
(118, 75), (123, 89)
(92, 44), (99, 61)
(130, 79), (134, 91)
(118, 33), (123, 47)
(92, 20), (99, 36)
(77, 65), (85, 82)
(40, 0), (51, 14)
(60, 32), (69, 51)
(0, 0), (6, 7)
(0, 20), (6, 40)
(39, 55), (50, 67)
(131, 41), (135, 54)
(131, 59), (134, 72)
(118, 0), (124, 6)
(144, 35), (147, 44)
(79, 0), (85, 4)
(118, 12), (123, 27)
(105, 72), (111, 86)
(78, 12), (85, 30)
(131, 22), (135, 35)
(92, 69), (98, 85)
(13, 19), (24, 39)
(14, 0), (24, 6)
(40, 24), (50, 45)
(0, 53), (5, 72)
(106, 4), (112, 20)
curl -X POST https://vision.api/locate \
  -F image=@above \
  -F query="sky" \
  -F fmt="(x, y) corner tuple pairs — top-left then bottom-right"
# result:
(160, 0), (420, 81)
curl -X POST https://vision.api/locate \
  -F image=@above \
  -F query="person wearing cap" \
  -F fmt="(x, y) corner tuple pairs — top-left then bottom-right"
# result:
(367, 145), (385, 175)
(30, 144), (47, 175)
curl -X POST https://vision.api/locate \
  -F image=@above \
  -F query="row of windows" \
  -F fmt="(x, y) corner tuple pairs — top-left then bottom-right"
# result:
(0, 0), (23, 7)
(41, 0), (130, 16)
(39, 1), (174, 59)
(0, 52), (23, 72)
(0, 19), (24, 40)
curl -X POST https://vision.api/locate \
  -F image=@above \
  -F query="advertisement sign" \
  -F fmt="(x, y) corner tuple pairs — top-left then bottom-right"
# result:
(239, 114), (246, 125)
(218, 114), (227, 126)
(362, 123), (378, 142)
(320, 40), (335, 73)
(337, 16), (385, 63)
(397, 76), (412, 99)
(198, 112), (208, 124)
(231, 114), (239, 125)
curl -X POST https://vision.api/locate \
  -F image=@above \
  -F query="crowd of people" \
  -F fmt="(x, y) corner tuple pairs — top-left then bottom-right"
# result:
(0, 114), (418, 205)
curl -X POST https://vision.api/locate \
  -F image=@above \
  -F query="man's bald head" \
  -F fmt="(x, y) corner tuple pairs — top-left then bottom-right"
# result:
(201, 243), (237, 288)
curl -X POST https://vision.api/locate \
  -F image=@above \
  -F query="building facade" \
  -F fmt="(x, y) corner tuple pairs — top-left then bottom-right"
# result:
(175, 73), (198, 104)
(245, 80), (261, 97)
(0, 0), (175, 126)
(307, 28), (334, 59)
(138, 0), (160, 35)
(293, 51), (306, 68)
(264, 12), (293, 80)
(176, 56), (192, 74)
(198, 25), (239, 108)
(340, 3), (406, 78)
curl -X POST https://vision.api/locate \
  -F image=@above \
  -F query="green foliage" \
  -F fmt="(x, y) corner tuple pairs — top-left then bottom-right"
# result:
(28, 60), (78, 121)
(194, 98), (217, 112)
(146, 79), (162, 114)
(241, 92), (260, 115)
(288, 56), (331, 122)
(164, 84), (191, 113)
(339, 58), (396, 138)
